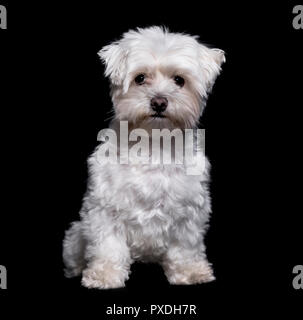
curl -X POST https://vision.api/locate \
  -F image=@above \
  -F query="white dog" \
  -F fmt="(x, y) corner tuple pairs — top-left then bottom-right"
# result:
(63, 26), (225, 289)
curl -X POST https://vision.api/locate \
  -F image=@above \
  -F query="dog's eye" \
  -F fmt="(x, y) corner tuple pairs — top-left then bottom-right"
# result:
(174, 76), (185, 87)
(135, 74), (145, 85)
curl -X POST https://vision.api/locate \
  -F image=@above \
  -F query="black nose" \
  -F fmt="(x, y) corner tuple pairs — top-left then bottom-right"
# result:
(151, 97), (168, 113)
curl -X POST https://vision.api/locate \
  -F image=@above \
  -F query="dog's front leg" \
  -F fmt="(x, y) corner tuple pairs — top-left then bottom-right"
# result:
(162, 243), (215, 285)
(81, 233), (132, 289)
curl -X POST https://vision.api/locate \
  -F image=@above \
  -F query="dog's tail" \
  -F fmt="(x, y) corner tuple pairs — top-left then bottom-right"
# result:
(63, 221), (86, 278)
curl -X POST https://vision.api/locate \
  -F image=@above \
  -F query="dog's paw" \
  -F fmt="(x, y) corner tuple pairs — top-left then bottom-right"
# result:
(81, 261), (129, 289)
(164, 260), (215, 285)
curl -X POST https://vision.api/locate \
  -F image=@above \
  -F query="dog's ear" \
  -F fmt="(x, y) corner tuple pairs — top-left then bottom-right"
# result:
(98, 42), (128, 86)
(198, 44), (225, 93)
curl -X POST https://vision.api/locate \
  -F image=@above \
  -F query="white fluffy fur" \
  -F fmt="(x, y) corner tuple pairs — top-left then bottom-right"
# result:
(63, 26), (225, 289)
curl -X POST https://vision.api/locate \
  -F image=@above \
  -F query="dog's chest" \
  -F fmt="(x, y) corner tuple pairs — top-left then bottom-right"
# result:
(92, 160), (207, 258)
(110, 163), (203, 211)
(101, 164), (205, 258)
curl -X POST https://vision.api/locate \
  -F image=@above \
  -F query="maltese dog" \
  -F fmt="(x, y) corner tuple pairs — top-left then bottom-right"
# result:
(63, 26), (225, 289)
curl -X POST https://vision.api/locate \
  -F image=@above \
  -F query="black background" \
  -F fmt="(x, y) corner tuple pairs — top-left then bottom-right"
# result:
(0, 0), (302, 318)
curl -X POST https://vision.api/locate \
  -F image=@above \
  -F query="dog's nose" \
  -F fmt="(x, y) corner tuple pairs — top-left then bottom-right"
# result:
(151, 97), (168, 113)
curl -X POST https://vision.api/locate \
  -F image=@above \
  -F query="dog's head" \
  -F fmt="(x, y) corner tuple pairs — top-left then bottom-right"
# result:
(99, 26), (225, 130)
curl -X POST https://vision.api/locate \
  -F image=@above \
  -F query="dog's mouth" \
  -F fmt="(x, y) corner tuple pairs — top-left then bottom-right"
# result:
(150, 114), (166, 118)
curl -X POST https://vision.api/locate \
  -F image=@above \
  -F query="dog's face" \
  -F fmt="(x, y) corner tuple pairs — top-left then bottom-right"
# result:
(99, 27), (225, 130)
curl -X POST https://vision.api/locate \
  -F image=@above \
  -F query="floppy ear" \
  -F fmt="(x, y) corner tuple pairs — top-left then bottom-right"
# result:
(199, 45), (226, 93)
(98, 42), (128, 86)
